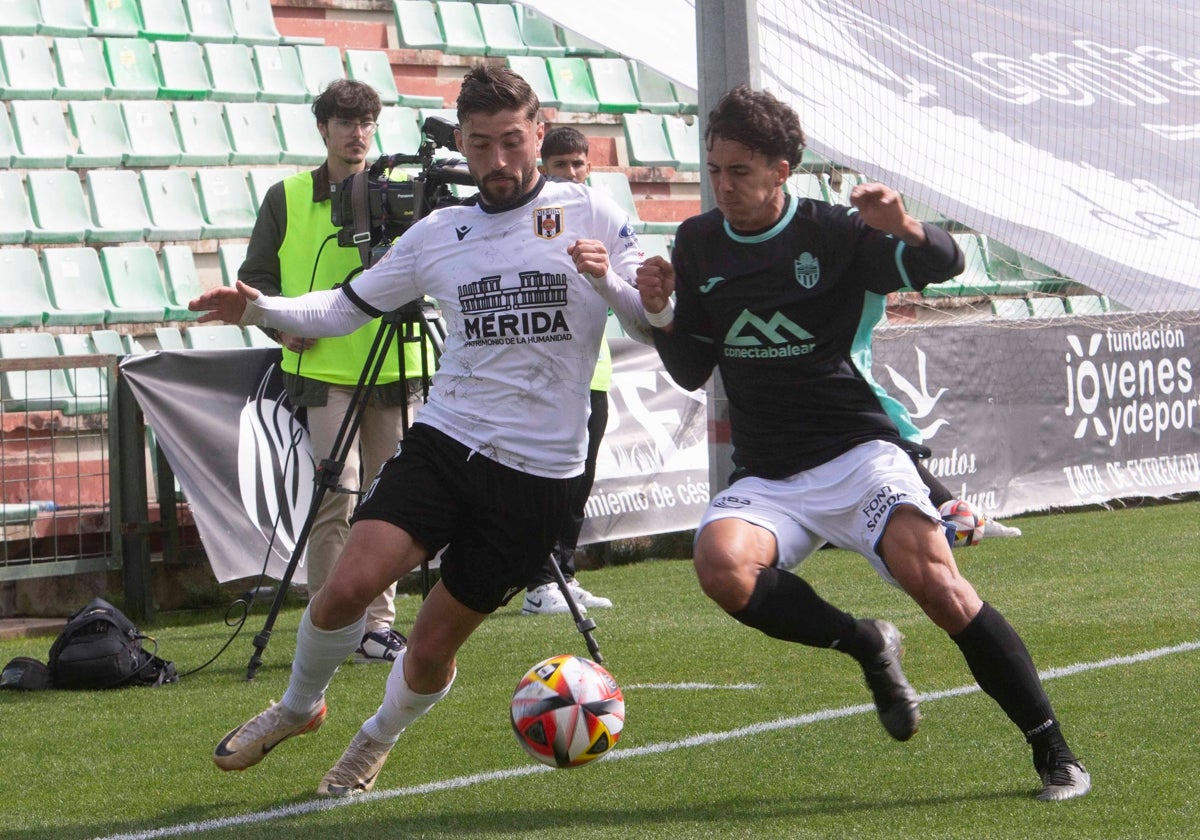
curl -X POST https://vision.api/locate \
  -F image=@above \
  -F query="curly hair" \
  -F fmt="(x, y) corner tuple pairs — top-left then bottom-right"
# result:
(457, 63), (540, 124)
(704, 85), (806, 168)
(311, 79), (381, 123)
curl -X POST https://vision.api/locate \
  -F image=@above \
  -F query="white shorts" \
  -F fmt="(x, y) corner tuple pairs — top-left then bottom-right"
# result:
(697, 440), (941, 587)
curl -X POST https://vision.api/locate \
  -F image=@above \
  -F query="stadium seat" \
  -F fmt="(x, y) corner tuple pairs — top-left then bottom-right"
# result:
(182, 0), (237, 43)
(344, 49), (400, 105)
(87, 0), (142, 38)
(223, 101), (282, 164)
(982, 236), (1068, 293)
(228, 0), (284, 46)
(254, 45), (307, 104)
(0, 170), (34, 244)
(67, 99), (131, 167)
(786, 172), (828, 202)
(275, 101), (325, 164)
(218, 242), (248, 286)
(247, 166), (293, 209)
(1064, 294), (1110, 315)
(0, 0), (40, 36)
(674, 82), (698, 115)
(923, 233), (995, 297)
(54, 332), (109, 412)
(504, 56), (558, 108)
(629, 63), (680, 114)
(85, 169), (153, 242)
(185, 324), (247, 349)
(0, 106), (16, 169)
(0, 247), (54, 326)
(154, 325), (186, 350)
(90, 329), (130, 356)
(160, 245), (204, 316)
(52, 36), (111, 99)
(244, 325), (277, 347)
(393, 1), (445, 50)
(41, 247), (111, 324)
(587, 170), (675, 234)
(587, 58), (640, 114)
(991, 298), (1032, 319)
(559, 27), (611, 58)
(155, 39), (211, 99)
(373, 106), (421, 158)
(121, 99), (183, 166)
(139, 0), (192, 41)
(140, 168), (205, 241)
(295, 44), (345, 99)
(27, 169), (93, 244)
(1028, 296), (1067, 318)
(195, 167), (258, 238)
(514, 6), (564, 56)
(100, 244), (185, 320)
(436, 2), (488, 56)
(204, 42), (260, 102)
(0, 332), (80, 414)
(0, 35), (58, 99)
(475, 3), (527, 56)
(545, 57), (599, 112)
(103, 37), (161, 99)
(623, 113), (677, 168)
(36, 0), (92, 38)
(639, 233), (672, 262)
(822, 170), (863, 205)
(173, 100), (233, 165)
(662, 115), (700, 172)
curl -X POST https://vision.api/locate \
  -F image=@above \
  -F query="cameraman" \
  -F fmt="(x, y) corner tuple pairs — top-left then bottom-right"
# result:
(238, 79), (421, 664)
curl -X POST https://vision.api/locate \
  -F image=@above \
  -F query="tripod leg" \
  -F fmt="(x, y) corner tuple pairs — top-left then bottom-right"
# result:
(545, 555), (604, 664)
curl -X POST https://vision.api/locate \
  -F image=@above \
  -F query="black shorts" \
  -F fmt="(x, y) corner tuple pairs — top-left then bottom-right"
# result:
(352, 422), (581, 613)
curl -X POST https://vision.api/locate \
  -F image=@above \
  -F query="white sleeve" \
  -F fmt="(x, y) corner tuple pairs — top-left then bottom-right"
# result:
(588, 190), (654, 345)
(242, 287), (374, 336)
(585, 269), (653, 345)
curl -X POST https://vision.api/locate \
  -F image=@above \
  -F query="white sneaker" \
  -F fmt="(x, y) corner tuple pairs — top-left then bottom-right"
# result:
(567, 579), (613, 609)
(213, 700), (326, 771)
(986, 519), (1023, 538)
(317, 729), (393, 797)
(521, 583), (585, 616)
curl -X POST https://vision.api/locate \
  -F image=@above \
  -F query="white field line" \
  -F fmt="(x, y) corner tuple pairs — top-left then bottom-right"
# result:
(94, 638), (1200, 840)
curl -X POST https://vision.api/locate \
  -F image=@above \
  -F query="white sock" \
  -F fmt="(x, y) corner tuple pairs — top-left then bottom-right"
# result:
(361, 649), (456, 744)
(280, 607), (365, 716)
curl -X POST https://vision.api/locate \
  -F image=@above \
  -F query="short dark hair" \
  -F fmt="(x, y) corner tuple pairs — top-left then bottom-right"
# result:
(456, 63), (539, 124)
(312, 79), (381, 123)
(541, 126), (589, 159)
(705, 85), (806, 169)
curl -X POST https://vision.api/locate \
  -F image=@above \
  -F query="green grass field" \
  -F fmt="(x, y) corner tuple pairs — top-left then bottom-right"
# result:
(2, 501), (1198, 839)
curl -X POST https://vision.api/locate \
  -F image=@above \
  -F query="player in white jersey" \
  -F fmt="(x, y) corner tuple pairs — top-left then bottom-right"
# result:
(190, 64), (650, 796)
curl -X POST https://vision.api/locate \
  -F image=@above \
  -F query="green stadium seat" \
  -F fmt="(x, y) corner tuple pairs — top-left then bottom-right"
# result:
(87, 0), (142, 38)
(141, 169), (205, 241)
(154, 325), (186, 350)
(0, 332), (79, 414)
(475, 3), (526, 56)
(822, 170), (864, 205)
(662, 115), (699, 172)
(247, 166), (293, 209)
(1028, 297), (1067, 318)
(295, 44), (345, 100)
(90, 329), (129, 356)
(185, 324), (246, 349)
(275, 101), (325, 164)
(1064, 294), (1110, 316)
(0, 109), (18, 172)
(587, 58), (640, 114)
(375, 105), (421, 158)
(587, 170), (676, 235)
(41, 247), (111, 324)
(0, 171), (34, 244)
(27, 169), (92, 244)
(0, 247), (53, 326)
(204, 42), (260, 102)
(139, 0), (192, 41)
(103, 36), (161, 99)
(183, 0), (236, 43)
(344, 49), (400, 105)
(244, 325), (277, 347)
(67, 99), (131, 167)
(639, 233), (672, 262)
(173, 100), (233, 165)
(0, 35), (58, 99)
(982, 236), (1068, 293)
(54, 332), (110, 412)
(545, 57), (598, 112)
(120, 99), (183, 166)
(559, 27), (611, 58)
(393, 1), (445, 50)
(504, 56), (558, 108)
(629, 63), (680, 114)
(160, 245), (203, 316)
(786, 172), (828, 202)
(37, 0), (92, 37)
(223, 101), (282, 164)
(195, 168), (258, 237)
(228, 0), (284, 46)
(9, 101), (68, 168)
(923, 233), (995, 297)
(100, 244), (184, 320)
(254, 45), (307, 104)
(901, 193), (951, 226)
(515, 6), (564, 56)
(990, 298), (1032, 319)
(85, 169), (153, 242)
(154, 39), (211, 99)
(437, 2), (488, 56)
(623, 112), (677, 168)
(52, 36), (112, 99)
(674, 82), (698, 115)
(218, 241), (248, 286)
(0, 0), (40, 36)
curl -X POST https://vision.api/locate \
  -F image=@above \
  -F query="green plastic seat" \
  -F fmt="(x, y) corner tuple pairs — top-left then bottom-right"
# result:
(0, 247), (53, 326)
(185, 324), (246, 349)
(244, 325), (277, 347)
(154, 39), (211, 99)
(139, 0), (192, 41)
(991, 298), (1032, 319)
(674, 82), (698, 115)
(121, 99), (184, 166)
(218, 241), (248, 286)
(10, 99), (73, 168)
(515, 6), (564, 56)
(90, 329), (130, 356)
(253, 44), (307, 104)
(394, 1), (446, 50)
(54, 332), (110, 413)
(545, 57), (598, 112)
(436, 2), (487, 56)
(100, 244), (183, 320)
(344, 49), (400, 105)
(0, 0), (40, 36)
(630, 63), (681, 114)
(587, 58), (640, 114)
(375, 106), (422, 158)
(154, 325), (185, 350)
(27, 169), (93, 244)
(160, 245), (204, 317)
(204, 42), (260, 102)
(275, 101), (325, 164)
(559, 28), (611, 58)
(41, 247), (111, 324)
(0, 332), (78, 414)
(1064, 294), (1110, 315)
(223, 101), (282, 165)
(85, 169), (153, 243)
(87, 0), (142, 38)
(0, 171), (34, 244)
(182, 0), (236, 44)
(67, 99), (131, 167)
(247, 166), (293, 209)
(36, 0), (92, 37)
(0, 35), (58, 99)
(662, 115), (700, 172)
(586, 170), (677, 235)
(0, 105), (16, 167)
(195, 168), (258, 237)
(294, 44), (344, 100)
(505, 56), (558, 108)
(1028, 297), (1067, 318)
(142, 169), (207, 243)
(786, 172), (829, 202)
(228, 0), (283, 46)
(173, 100), (233, 165)
(623, 113), (677, 168)
(103, 36), (161, 99)
(475, 3), (526, 56)
(52, 36), (112, 99)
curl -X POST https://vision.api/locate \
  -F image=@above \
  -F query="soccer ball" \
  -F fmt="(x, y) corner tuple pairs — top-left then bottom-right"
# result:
(510, 654), (625, 769)
(939, 499), (986, 547)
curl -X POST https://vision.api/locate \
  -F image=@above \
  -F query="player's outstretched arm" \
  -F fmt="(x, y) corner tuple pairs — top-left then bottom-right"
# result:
(849, 183), (927, 246)
(189, 281), (260, 325)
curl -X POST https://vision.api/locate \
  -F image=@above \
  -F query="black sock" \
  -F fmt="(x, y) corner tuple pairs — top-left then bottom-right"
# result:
(728, 567), (882, 660)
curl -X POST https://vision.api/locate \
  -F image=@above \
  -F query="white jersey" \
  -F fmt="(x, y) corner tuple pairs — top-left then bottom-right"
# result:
(248, 177), (646, 478)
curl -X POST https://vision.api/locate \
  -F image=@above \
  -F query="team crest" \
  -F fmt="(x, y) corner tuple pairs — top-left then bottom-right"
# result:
(535, 206), (564, 239)
(794, 252), (820, 288)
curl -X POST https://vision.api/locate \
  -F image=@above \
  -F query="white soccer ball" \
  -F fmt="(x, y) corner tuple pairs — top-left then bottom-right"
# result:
(510, 654), (625, 769)
(939, 498), (986, 547)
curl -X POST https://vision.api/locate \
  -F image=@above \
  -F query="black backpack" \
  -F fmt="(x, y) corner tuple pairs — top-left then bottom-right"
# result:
(46, 598), (177, 689)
